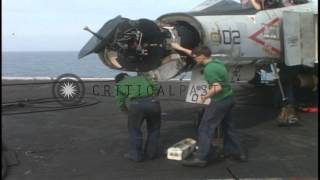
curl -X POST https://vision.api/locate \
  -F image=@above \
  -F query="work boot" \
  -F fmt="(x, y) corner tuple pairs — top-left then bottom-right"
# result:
(123, 153), (143, 162)
(219, 152), (248, 162)
(229, 153), (248, 162)
(144, 153), (161, 160)
(181, 157), (208, 167)
(277, 105), (300, 126)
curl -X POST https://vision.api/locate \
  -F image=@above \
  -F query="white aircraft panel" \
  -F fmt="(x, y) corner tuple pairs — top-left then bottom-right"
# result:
(283, 11), (316, 67)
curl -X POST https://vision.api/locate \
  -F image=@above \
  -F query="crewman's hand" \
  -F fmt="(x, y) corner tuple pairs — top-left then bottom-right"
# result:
(196, 96), (207, 104)
(170, 42), (182, 51)
(120, 105), (128, 114)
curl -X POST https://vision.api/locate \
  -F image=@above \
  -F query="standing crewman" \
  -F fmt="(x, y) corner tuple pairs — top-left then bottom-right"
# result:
(114, 73), (161, 162)
(170, 43), (247, 167)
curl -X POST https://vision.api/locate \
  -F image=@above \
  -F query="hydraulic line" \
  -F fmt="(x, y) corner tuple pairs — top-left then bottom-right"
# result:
(2, 97), (101, 116)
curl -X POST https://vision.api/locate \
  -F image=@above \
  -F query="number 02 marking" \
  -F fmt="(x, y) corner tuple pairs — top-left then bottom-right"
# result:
(222, 30), (240, 44)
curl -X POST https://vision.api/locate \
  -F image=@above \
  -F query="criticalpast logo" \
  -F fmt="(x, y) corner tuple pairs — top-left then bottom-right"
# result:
(52, 73), (85, 106)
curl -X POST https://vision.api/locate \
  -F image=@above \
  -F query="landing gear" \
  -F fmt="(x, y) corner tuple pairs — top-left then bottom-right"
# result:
(277, 104), (300, 126)
(271, 63), (301, 126)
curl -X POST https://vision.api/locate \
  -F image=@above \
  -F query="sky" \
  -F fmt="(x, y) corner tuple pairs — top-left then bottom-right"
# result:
(2, 0), (206, 52)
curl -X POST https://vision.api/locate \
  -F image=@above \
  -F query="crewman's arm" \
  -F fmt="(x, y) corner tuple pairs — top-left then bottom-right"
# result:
(251, 0), (263, 10)
(151, 80), (159, 97)
(145, 76), (158, 97)
(170, 42), (192, 56)
(115, 85), (128, 112)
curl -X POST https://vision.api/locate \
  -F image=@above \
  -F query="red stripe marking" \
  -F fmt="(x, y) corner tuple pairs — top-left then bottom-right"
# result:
(249, 18), (281, 54)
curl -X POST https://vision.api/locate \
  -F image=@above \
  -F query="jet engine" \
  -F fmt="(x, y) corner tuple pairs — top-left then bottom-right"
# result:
(79, 14), (204, 80)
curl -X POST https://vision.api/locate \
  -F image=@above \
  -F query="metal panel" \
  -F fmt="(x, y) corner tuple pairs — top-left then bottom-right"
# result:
(283, 11), (316, 67)
(185, 65), (211, 105)
(315, 15), (318, 63)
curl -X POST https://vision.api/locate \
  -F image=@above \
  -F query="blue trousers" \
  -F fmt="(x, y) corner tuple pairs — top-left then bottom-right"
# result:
(127, 97), (161, 161)
(196, 96), (242, 160)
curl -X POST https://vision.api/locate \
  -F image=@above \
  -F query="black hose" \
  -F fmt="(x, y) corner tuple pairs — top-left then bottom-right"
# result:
(2, 97), (101, 116)
(3, 97), (56, 105)
(226, 167), (239, 180)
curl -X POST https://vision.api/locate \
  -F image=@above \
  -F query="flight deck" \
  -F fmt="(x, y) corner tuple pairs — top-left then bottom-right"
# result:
(2, 80), (318, 180)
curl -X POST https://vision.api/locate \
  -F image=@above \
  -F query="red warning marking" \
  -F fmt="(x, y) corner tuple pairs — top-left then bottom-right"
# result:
(249, 18), (281, 54)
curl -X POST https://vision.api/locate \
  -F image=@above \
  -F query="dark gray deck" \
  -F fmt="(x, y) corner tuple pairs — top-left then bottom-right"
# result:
(2, 80), (318, 180)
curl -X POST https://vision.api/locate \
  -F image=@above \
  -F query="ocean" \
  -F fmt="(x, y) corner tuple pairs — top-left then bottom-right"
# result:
(2, 51), (128, 78)
(2, 51), (191, 79)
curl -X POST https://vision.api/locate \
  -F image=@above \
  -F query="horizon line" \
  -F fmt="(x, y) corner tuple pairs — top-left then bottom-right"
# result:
(2, 76), (191, 81)
(3, 50), (80, 53)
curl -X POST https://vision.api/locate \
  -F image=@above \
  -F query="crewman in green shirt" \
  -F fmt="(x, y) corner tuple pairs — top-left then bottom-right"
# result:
(114, 73), (161, 162)
(171, 43), (247, 167)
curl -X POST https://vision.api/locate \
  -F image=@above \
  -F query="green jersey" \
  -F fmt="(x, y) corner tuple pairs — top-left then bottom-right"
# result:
(203, 58), (233, 102)
(115, 76), (157, 107)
